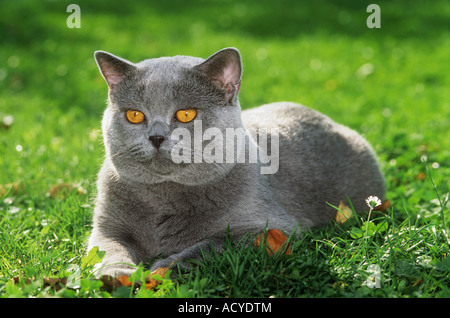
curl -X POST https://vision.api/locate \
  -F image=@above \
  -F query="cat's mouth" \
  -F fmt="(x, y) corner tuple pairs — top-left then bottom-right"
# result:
(149, 164), (173, 176)
(145, 153), (184, 176)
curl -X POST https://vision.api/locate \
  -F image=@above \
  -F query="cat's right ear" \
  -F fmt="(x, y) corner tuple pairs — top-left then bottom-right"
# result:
(196, 48), (243, 103)
(94, 51), (136, 91)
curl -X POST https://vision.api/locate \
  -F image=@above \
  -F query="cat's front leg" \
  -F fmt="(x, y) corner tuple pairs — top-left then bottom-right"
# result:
(96, 260), (135, 277)
(88, 229), (138, 277)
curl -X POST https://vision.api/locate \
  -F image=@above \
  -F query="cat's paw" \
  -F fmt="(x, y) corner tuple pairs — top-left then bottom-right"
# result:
(97, 264), (136, 277)
(150, 256), (179, 271)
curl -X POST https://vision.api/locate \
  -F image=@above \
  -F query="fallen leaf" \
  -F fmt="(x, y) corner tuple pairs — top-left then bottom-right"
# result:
(254, 229), (291, 256)
(335, 200), (354, 224)
(373, 199), (391, 212)
(43, 277), (67, 291)
(100, 268), (171, 292)
(47, 183), (86, 198)
(414, 172), (426, 181)
(117, 274), (133, 287)
(145, 267), (170, 290)
(13, 276), (32, 285)
(100, 275), (139, 292)
(0, 181), (22, 196)
(100, 275), (121, 293)
(13, 276), (67, 291)
(12, 266), (172, 294)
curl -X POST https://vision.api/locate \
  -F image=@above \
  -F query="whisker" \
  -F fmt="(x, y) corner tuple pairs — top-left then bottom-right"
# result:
(110, 142), (145, 159)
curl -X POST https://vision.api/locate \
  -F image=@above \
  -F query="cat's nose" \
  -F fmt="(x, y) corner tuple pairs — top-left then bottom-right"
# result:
(149, 135), (165, 149)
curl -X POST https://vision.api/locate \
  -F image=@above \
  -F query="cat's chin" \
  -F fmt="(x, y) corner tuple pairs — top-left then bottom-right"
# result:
(132, 149), (236, 185)
(111, 149), (238, 186)
(121, 160), (236, 186)
(149, 161), (237, 186)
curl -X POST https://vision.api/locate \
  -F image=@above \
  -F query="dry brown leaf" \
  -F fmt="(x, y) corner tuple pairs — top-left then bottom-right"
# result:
(14, 273), (143, 293)
(47, 183), (86, 198)
(13, 264), (173, 293)
(100, 268), (170, 292)
(100, 275), (118, 292)
(414, 172), (426, 181)
(12, 276), (32, 285)
(335, 200), (354, 224)
(0, 181), (22, 196)
(373, 199), (391, 212)
(13, 276), (67, 291)
(100, 274), (138, 292)
(117, 274), (133, 287)
(145, 267), (170, 290)
(254, 229), (291, 256)
(43, 277), (67, 291)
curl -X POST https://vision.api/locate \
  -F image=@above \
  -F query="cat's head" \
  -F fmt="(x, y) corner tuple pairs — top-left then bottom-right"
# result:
(95, 48), (244, 185)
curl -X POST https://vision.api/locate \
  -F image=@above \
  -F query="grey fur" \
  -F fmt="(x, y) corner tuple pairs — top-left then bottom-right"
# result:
(88, 48), (385, 276)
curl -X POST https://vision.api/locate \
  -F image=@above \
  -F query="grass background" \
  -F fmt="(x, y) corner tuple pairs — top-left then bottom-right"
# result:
(0, 0), (449, 298)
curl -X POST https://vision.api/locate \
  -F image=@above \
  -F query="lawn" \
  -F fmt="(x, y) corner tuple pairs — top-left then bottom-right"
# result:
(0, 0), (449, 299)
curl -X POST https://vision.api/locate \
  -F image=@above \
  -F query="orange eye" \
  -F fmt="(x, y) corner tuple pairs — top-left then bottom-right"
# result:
(126, 110), (145, 124)
(176, 109), (197, 123)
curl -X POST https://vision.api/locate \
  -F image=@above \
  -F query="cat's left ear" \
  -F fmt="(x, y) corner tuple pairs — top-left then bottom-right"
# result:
(196, 48), (243, 102)
(94, 51), (136, 91)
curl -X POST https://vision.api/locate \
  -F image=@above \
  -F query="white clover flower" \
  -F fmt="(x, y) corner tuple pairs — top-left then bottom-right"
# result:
(365, 196), (382, 209)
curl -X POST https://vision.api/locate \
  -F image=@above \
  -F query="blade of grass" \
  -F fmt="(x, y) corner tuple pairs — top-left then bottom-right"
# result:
(423, 160), (447, 229)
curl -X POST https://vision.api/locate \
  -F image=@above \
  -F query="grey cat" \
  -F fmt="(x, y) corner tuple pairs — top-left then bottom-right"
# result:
(87, 48), (385, 276)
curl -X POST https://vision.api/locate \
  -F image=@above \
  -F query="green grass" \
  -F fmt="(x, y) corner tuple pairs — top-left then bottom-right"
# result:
(0, 0), (449, 298)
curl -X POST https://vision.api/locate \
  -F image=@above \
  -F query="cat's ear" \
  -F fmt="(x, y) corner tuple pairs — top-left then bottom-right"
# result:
(196, 48), (243, 102)
(94, 51), (136, 90)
